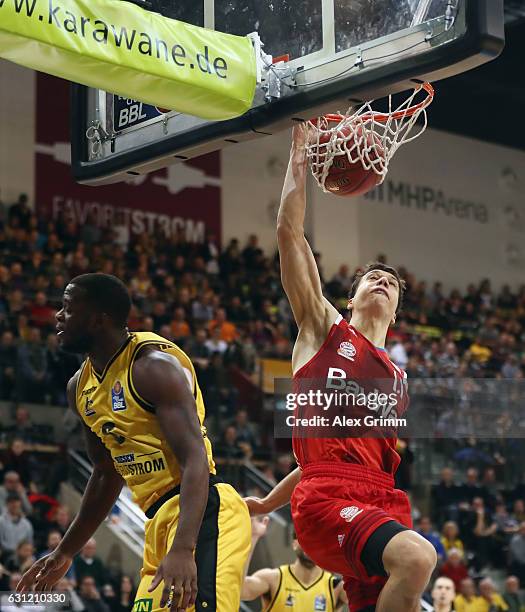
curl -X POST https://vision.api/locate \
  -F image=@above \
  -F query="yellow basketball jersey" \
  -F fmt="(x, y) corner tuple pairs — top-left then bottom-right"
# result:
(265, 565), (336, 612)
(75, 331), (216, 513)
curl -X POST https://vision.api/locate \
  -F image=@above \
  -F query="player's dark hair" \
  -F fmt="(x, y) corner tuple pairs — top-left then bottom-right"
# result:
(70, 273), (131, 327)
(349, 262), (406, 313)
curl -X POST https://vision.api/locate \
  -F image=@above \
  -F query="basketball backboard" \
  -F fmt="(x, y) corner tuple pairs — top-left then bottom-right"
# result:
(71, 0), (504, 185)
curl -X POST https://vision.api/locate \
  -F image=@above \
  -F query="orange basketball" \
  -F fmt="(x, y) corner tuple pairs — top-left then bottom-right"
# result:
(313, 121), (384, 197)
(324, 156), (382, 197)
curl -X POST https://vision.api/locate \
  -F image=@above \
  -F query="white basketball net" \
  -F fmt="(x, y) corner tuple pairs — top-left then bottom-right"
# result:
(306, 83), (434, 193)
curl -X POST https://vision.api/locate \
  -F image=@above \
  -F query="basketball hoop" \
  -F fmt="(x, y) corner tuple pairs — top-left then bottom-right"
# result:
(306, 83), (434, 195)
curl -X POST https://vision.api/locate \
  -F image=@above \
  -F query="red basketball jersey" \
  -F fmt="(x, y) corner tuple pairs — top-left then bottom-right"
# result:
(292, 314), (408, 475)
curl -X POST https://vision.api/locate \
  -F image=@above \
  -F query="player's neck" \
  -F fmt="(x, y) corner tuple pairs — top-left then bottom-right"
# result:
(349, 312), (389, 348)
(434, 604), (453, 612)
(290, 560), (322, 585)
(88, 329), (130, 375)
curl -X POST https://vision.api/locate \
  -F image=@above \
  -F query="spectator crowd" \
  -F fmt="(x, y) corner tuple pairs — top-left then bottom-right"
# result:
(2, 192), (525, 608)
(413, 464), (525, 610)
(0, 467), (135, 611)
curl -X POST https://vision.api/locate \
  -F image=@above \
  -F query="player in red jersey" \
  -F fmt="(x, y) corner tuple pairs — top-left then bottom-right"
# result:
(245, 126), (436, 612)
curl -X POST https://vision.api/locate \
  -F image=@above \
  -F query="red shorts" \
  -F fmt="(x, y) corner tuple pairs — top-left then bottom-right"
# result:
(291, 462), (412, 612)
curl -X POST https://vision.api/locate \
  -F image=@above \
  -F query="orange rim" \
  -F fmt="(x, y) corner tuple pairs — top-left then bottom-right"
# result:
(311, 82), (434, 127)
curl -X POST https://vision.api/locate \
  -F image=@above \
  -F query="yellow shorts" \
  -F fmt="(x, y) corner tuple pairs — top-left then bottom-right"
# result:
(133, 482), (251, 612)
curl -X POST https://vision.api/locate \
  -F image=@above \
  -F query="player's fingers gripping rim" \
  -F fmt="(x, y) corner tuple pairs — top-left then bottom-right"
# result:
(292, 123), (307, 150)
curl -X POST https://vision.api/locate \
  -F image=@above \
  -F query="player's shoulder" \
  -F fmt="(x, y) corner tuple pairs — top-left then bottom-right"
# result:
(132, 344), (180, 375)
(131, 343), (193, 393)
(253, 566), (281, 588)
(132, 332), (189, 364)
(66, 366), (83, 397)
(67, 368), (81, 388)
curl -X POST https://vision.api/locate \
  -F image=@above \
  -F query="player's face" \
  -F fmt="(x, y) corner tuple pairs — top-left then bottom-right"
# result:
(55, 285), (97, 353)
(432, 578), (455, 606)
(351, 270), (399, 321)
(293, 540), (316, 568)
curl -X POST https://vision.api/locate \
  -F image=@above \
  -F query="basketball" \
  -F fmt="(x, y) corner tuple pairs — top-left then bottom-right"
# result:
(324, 155), (383, 197)
(317, 123), (384, 197)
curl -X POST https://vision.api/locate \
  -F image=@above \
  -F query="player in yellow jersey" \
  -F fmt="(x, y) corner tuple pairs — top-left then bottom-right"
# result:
(17, 273), (251, 611)
(242, 516), (348, 611)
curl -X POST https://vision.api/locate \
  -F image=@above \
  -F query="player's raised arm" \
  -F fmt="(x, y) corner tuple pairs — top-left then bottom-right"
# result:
(132, 349), (210, 610)
(277, 126), (338, 342)
(18, 372), (125, 593)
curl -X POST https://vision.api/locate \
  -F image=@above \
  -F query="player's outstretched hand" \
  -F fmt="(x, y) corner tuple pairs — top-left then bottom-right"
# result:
(290, 124), (309, 181)
(243, 496), (273, 516)
(291, 123), (307, 150)
(149, 546), (197, 611)
(17, 551), (72, 592)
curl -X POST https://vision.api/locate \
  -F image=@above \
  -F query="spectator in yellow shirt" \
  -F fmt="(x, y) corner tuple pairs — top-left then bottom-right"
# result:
(441, 521), (465, 556)
(469, 337), (492, 364)
(477, 577), (509, 612)
(455, 578), (483, 612)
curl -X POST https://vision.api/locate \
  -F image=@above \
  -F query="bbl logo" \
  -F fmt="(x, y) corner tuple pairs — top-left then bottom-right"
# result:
(111, 380), (127, 412)
(315, 594), (327, 611)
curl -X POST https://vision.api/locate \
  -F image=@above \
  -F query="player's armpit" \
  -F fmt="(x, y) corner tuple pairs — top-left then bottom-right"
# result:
(241, 568), (279, 601)
(67, 370), (118, 473)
